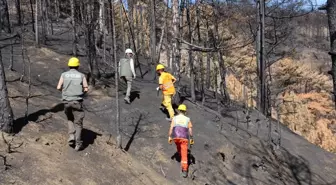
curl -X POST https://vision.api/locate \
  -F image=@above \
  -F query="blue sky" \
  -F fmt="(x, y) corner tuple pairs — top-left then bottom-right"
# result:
(316, 0), (326, 5)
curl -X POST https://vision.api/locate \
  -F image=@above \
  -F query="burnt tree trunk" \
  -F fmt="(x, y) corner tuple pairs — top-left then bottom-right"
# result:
(150, 0), (156, 66)
(41, 0), (47, 44)
(30, 0), (35, 32)
(0, 49), (14, 133)
(187, 0), (195, 102)
(326, 0), (336, 109)
(54, 0), (59, 21)
(172, 0), (181, 82)
(85, 2), (100, 85)
(206, 20), (211, 89)
(196, 1), (205, 104)
(140, 6), (144, 55)
(111, 0), (121, 149)
(120, 3), (125, 52)
(71, 0), (78, 55)
(35, 0), (39, 47)
(212, 5), (229, 103)
(15, 0), (22, 25)
(0, 0), (11, 33)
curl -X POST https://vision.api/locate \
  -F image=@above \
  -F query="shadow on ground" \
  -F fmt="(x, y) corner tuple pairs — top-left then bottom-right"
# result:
(130, 91), (140, 103)
(80, 128), (102, 150)
(13, 103), (64, 134)
(171, 149), (196, 166)
(194, 132), (336, 185)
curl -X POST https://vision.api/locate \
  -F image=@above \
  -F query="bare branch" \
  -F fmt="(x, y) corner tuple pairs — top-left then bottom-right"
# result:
(178, 38), (255, 52)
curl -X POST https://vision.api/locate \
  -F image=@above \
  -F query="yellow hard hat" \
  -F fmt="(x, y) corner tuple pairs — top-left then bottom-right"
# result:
(156, 64), (165, 71)
(178, 104), (187, 111)
(68, 57), (80, 67)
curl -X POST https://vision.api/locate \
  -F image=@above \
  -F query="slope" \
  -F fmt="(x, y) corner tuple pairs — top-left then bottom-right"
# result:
(0, 34), (335, 185)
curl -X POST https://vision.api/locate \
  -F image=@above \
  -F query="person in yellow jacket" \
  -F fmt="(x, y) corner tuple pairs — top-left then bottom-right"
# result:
(156, 64), (176, 121)
(168, 104), (194, 178)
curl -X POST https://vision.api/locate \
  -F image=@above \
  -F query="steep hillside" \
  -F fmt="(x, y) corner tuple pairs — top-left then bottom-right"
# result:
(0, 42), (335, 185)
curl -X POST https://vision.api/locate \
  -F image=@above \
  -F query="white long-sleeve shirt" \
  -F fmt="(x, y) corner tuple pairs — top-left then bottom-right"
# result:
(130, 58), (136, 77)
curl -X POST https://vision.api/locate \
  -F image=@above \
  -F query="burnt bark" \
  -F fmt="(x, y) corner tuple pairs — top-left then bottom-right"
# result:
(111, 0), (121, 148)
(326, 0), (336, 109)
(0, 49), (14, 133)
(15, 0), (22, 25)
(187, 0), (195, 102)
(71, 0), (78, 55)
(150, 0), (156, 65)
(0, 0), (11, 33)
(120, 4), (125, 52)
(30, 0), (35, 32)
(41, 0), (47, 44)
(172, 0), (181, 82)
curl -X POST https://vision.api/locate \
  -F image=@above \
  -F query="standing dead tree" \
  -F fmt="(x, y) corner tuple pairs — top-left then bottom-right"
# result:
(0, 49), (14, 133)
(120, 0), (143, 78)
(83, 0), (100, 85)
(15, 0), (22, 25)
(172, 0), (181, 82)
(0, 0), (11, 33)
(320, 1), (336, 109)
(70, 0), (78, 55)
(150, 0), (156, 67)
(111, 0), (121, 149)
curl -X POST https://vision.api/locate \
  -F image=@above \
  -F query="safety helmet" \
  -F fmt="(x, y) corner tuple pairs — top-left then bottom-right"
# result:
(178, 104), (187, 111)
(156, 64), (165, 71)
(68, 57), (80, 67)
(125, 48), (133, 54)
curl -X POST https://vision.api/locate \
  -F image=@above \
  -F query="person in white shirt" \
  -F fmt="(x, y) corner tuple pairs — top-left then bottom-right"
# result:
(119, 48), (136, 104)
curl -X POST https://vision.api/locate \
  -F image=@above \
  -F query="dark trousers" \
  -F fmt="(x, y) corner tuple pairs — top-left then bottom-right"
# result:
(64, 100), (85, 145)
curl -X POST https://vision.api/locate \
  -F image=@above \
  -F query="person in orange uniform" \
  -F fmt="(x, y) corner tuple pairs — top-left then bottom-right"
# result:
(168, 104), (194, 178)
(156, 64), (176, 121)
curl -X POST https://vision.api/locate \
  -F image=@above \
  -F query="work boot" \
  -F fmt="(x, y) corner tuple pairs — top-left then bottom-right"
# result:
(124, 97), (131, 104)
(181, 170), (188, 178)
(68, 134), (75, 146)
(75, 144), (82, 151)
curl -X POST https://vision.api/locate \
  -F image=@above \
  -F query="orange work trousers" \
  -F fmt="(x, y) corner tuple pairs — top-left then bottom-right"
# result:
(174, 138), (189, 171)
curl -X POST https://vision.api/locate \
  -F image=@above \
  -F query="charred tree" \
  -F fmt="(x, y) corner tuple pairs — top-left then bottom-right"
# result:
(85, 1), (100, 85)
(15, 0), (22, 25)
(0, 0), (11, 33)
(120, 3), (125, 52)
(150, 0), (156, 66)
(323, 0), (336, 109)
(35, 0), (39, 47)
(256, 0), (266, 114)
(30, 0), (35, 32)
(41, 0), (47, 44)
(172, 0), (181, 82)
(187, 0), (196, 102)
(110, 0), (121, 149)
(196, 1), (205, 104)
(0, 49), (14, 133)
(54, 0), (59, 21)
(71, 0), (78, 55)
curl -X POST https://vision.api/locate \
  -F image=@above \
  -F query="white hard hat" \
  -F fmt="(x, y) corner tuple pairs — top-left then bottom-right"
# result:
(125, 48), (133, 54)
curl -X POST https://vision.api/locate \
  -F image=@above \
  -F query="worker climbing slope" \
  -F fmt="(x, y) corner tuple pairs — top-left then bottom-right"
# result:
(57, 57), (89, 151)
(156, 64), (176, 121)
(168, 104), (194, 178)
(119, 48), (136, 104)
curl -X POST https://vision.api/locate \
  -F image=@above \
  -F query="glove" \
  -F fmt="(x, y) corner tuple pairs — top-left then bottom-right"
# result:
(156, 87), (160, 91)
(168, 137), (173, 144)
(190, 136), (194, 145)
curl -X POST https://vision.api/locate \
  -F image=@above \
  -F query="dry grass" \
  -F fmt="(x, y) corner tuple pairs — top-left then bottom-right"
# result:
(225, 55), (336, 153)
